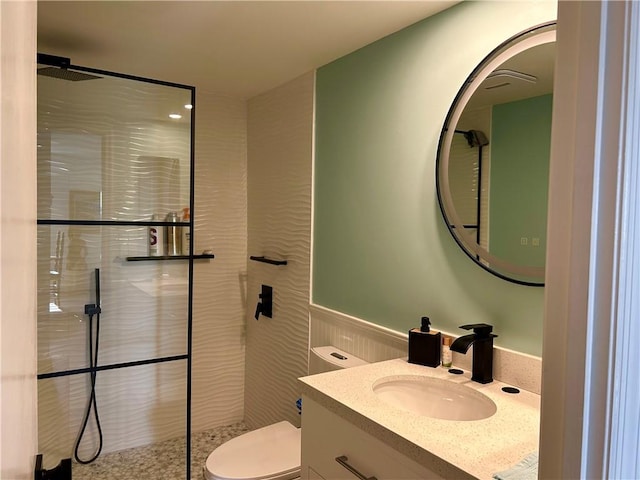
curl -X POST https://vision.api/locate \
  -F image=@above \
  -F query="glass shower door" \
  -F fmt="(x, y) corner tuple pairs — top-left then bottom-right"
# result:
(36, 56), (195, 479)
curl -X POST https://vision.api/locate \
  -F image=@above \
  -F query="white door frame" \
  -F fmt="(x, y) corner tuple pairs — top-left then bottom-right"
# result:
(540, 1), (640, 478)
(0, 1), (38, 479)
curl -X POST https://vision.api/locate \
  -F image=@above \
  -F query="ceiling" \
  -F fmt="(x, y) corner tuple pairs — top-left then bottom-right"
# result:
(468, 41), (555, 110)
(37, 1), (458, 99)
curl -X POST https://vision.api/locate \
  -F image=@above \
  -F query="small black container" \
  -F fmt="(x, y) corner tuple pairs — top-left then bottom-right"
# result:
(408, 317), (441, 368)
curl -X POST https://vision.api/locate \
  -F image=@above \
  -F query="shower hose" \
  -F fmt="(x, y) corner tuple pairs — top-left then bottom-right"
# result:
(73, 268), (104, 464)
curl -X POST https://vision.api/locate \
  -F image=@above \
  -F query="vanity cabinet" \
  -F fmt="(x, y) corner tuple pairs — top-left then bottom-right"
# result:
(301, 395), (442, 480)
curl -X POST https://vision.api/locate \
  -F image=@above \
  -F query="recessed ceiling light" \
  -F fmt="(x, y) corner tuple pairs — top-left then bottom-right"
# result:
(184, 104), (193, 110)
(169, 113), (182, 119)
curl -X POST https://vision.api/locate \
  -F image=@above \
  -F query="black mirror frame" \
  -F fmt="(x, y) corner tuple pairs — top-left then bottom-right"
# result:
(435, 21), (556, 287)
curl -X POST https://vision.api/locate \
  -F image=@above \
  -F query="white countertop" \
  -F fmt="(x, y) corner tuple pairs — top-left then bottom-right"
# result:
(298, 358), (540, 480)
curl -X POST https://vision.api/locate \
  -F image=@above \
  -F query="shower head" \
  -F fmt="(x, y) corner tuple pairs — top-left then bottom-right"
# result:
(464, 130), (489, 148)
(37, 53), (102, 81)
(37, 67), (102, 82)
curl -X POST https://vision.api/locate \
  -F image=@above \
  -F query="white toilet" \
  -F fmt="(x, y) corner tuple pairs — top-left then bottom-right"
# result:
(203, 346), (368, 480)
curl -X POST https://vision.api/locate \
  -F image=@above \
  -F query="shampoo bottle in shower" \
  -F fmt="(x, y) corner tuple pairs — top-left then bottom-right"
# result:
(165, 211), (181, 256)
(149, 213), (165, 256)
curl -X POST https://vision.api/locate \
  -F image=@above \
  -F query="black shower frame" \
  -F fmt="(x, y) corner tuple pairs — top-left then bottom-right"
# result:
(36, 54), (197, 480)
(452, 128), (484, 252)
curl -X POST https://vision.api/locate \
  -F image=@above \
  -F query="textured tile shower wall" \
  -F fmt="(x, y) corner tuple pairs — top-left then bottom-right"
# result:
(244, 72), (314, 429)
(36, 86), (247, 463)
(37, 77), (194, 464)
(192, 92), (247, 432)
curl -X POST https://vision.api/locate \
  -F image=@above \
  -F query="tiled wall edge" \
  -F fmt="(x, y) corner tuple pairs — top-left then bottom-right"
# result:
(309, 304), (407, 363)
(310, 304), (406, 342)
(309, 304), (542, 394)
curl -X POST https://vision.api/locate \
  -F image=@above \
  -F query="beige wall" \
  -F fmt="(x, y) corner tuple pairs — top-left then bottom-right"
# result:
(244, 72), (314, 429)
(1, 1), (38, 478)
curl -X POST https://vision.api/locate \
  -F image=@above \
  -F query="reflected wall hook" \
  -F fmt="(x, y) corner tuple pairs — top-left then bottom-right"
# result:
(254, 285), (273, 320)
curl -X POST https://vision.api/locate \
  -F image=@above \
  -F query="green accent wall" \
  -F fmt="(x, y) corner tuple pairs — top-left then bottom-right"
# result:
(490, 94), (552, 268)
(313, 1), (557, 356)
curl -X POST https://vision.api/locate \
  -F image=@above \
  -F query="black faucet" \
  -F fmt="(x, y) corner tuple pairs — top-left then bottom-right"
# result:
(450, 323), (497, 384)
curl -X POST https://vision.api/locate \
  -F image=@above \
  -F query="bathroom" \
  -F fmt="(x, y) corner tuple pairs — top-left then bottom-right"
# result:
(2, 0), (638, 479)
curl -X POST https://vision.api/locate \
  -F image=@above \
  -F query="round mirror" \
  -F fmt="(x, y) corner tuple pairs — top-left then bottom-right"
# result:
(436, 22), (555, 286)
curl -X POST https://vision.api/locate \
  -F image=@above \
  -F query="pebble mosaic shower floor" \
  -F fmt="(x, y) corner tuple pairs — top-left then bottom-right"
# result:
(73, 422), (249, 480)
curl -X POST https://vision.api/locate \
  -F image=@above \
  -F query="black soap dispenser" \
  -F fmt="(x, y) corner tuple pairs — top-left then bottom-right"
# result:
(408, 316), (441, 367)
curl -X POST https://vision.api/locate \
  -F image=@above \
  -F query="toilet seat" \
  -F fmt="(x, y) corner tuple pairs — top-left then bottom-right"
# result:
(204, 421), (301, 480)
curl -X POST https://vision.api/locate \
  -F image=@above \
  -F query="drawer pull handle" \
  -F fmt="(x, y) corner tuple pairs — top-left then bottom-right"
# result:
(335, 455), (378, 480)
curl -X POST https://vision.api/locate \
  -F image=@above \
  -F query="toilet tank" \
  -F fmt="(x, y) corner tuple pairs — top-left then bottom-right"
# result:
(309, 346), (368, 375)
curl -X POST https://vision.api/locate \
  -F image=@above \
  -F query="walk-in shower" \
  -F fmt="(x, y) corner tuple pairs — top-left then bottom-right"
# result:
(36, 54), (197, 479)
(448, 129), (490, 254)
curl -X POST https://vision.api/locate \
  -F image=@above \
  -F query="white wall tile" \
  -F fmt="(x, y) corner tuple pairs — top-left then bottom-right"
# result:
(244, 281), (310, 428)
(192, 92), (248, 432)
(309, 305), (406, 363)
(244, 72), (314, 428)
(38, 361), (187, 463)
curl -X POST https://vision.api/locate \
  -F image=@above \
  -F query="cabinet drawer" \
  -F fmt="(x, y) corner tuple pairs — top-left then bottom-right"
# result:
(301, 396), (442, 480)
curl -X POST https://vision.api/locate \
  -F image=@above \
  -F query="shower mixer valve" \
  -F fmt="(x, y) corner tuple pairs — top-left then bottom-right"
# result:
(254, 285), (273, 320)
(84, 303), (101, 316)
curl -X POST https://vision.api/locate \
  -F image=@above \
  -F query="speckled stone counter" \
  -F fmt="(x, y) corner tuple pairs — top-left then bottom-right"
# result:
(298, 358), (540, 480)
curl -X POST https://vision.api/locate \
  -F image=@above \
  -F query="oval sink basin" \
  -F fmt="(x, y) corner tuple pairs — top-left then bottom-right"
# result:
(372, 375), (497, 421)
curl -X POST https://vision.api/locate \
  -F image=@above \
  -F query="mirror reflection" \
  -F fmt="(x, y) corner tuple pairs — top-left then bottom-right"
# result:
(437, 23), (555, 285)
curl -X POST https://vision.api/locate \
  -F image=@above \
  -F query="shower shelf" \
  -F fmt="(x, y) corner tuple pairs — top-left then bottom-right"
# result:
(126, 254), (215, 262)
(249, 256), (288, 266)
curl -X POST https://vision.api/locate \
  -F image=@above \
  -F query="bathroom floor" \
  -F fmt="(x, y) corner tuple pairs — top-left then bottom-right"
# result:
(72, 422), (249, 480)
